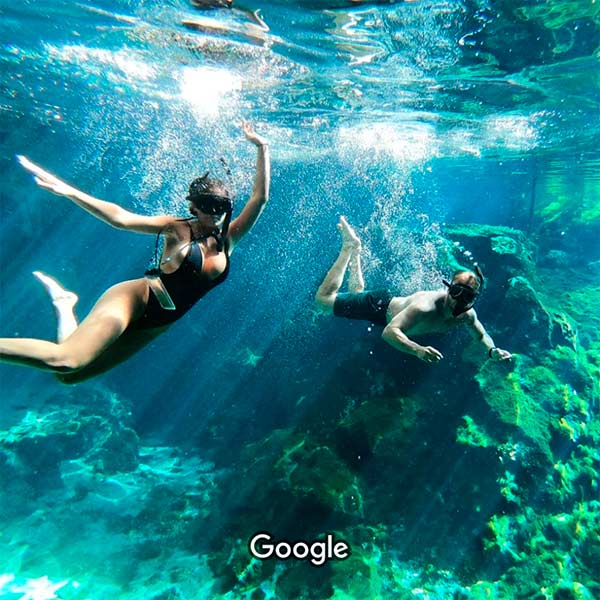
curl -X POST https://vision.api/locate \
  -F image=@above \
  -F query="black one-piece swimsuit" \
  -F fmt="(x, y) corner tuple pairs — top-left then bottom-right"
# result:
(132, 229), (230, 330)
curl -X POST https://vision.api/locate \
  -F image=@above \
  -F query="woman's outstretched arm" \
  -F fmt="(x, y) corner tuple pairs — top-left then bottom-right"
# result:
(228, 122), (270, 249)
(17, 155), (174, 234)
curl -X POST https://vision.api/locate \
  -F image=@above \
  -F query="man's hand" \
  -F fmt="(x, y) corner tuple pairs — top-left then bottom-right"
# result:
(416, 346), (444, 363)
(490, 347), (512, 361)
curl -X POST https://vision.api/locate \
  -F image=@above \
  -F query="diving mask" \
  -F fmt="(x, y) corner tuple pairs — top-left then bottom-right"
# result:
(443, 279), (479, 316)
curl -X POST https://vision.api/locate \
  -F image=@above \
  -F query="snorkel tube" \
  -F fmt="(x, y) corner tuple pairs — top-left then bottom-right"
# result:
(474, 264), (485, 288)
(215, 205), (232, 252)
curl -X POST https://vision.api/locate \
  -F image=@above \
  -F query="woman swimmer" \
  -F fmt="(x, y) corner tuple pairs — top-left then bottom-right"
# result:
(0, 121), (269, 383)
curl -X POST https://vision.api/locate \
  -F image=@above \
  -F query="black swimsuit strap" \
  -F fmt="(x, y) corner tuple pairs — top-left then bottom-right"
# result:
(146, 218), (228, 276)
(145, 228), (164, 276)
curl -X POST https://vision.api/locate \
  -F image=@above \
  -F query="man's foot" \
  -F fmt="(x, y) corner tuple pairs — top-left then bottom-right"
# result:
(337, 216), (361, 251)
(33, 271), (78, 309)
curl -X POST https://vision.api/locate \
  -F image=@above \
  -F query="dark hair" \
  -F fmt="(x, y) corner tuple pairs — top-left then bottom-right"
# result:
(187, 172), (231, 205)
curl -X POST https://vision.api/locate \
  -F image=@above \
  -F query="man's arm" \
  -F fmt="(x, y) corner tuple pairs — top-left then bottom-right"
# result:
(382, 307), (444, 363)
(466, 310), (512, 361)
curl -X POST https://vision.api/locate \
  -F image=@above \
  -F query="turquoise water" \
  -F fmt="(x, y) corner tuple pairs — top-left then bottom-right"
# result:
(1, 1), (599, 598)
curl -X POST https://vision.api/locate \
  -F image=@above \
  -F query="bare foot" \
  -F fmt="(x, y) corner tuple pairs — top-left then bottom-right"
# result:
(337, 216), (361, 251)
(33, 271), (78, 309)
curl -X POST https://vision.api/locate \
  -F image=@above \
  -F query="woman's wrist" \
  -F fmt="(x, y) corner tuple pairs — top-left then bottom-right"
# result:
(488, 347), (497, 359)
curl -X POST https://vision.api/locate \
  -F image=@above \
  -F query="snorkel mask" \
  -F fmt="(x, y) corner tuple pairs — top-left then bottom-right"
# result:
(443, 265), (485, 316)
(187, 172), (233, 251)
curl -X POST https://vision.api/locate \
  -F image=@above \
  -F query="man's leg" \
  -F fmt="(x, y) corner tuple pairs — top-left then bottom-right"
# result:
(33, 271), (79, 342)
(347, 246), (365, 293)
(315, 216), (362, 313)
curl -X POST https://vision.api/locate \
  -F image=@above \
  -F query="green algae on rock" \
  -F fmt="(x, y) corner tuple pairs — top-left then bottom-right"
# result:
(475, 355), (554, 460)
(456, 415), (496, 448)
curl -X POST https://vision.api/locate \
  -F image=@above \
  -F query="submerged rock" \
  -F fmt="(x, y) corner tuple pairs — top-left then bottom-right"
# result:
(443, 223), (536, 281)
(443, 224), (582, 355)
(0, 387), (140, 518)
(476, 355), (555, 460)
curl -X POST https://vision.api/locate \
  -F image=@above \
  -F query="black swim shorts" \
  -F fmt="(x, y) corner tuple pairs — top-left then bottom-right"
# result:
(333, 290), (393, 327)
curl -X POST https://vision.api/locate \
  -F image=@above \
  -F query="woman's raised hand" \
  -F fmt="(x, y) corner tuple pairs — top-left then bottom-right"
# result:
(17, 155), (78, 197)
(242, 120), (268, 147)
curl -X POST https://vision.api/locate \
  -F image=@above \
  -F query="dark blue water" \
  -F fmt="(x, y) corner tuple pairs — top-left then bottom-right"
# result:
(1, 1), (599, 598)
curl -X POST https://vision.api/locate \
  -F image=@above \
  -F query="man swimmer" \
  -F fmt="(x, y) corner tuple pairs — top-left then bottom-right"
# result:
(315, 217), (512, 364)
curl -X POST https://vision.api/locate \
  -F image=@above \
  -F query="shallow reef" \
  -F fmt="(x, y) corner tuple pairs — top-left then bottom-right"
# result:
(0, 386), (219, 599)
(1, 221), (599, 599)
(196, 222), (599, 599)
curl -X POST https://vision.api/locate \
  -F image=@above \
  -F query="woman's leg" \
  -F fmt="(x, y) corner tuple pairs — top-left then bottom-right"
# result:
(315, 216), (362, 312)
(0, 279), (149, 373)
(57, 325), (166, 384)
(33, 271), (79, 342)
